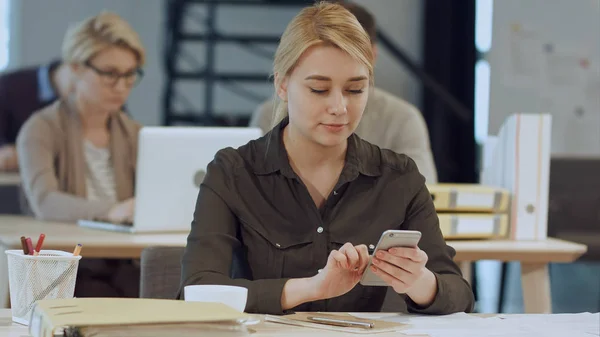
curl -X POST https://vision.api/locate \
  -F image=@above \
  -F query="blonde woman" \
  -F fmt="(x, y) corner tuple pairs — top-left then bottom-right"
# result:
(179, 2), (474, 314)
(17, 12), (144, 223)
(16, 12), (144, 297)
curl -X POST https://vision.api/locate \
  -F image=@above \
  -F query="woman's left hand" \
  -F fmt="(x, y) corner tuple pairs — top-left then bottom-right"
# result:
(370, 246), (437, 305)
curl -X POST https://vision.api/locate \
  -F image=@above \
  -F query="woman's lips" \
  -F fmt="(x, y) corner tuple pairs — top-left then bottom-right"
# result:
(321, 123), (347, 132)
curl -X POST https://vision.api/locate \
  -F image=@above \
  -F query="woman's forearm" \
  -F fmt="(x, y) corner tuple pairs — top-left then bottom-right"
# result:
(281, 277), (320, 310)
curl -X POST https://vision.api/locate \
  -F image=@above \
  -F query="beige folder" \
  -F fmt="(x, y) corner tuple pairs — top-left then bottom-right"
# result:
(29, 298), (250, 337)
(427, 183), (510, 213)
(438, 213), (509, 240)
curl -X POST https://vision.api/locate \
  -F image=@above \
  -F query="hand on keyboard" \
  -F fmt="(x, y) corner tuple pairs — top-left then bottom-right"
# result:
(106, 198), (135, 224)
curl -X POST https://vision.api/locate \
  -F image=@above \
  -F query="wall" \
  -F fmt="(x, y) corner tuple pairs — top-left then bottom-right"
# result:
(8, 0), (163, 126)
(7, 0), (423, 126)
(487, 0), (600, 155)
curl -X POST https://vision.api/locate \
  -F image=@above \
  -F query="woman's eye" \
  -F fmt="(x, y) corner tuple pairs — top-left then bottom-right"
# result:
(348, 89), (364, 94)
(310, 88), (328, 94)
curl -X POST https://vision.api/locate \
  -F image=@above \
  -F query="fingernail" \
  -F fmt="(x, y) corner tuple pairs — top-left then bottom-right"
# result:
(372, 258), (379, 265)
(376, 251), (384, 258)
(389, 248), (396, 254)
(371, 266), (378, 272)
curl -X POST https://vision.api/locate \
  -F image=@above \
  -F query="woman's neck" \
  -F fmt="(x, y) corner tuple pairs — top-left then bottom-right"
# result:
(74, 94), (110, 130)
(283, 124), (346, 172)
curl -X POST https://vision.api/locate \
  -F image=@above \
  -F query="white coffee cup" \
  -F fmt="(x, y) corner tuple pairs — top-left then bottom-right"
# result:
(184, 285), (248, 312)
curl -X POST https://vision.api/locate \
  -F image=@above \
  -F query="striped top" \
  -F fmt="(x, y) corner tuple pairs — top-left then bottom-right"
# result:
(83, 140), (118, 203)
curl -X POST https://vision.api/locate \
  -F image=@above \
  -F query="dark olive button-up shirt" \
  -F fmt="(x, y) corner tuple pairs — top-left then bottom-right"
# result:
(179, 118), (474, 315)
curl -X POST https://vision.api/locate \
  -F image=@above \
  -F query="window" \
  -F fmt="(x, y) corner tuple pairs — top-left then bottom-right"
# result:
(474, 0), (494, 145)
(0, 0), (9, 70)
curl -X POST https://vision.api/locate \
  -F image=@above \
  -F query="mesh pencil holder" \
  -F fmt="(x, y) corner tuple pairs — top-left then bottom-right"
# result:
(5, 250), (81, 325)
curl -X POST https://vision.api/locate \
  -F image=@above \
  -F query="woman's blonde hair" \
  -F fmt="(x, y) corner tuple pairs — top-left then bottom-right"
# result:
(62, 11), (145, 66)
(271, 1), (374, 127)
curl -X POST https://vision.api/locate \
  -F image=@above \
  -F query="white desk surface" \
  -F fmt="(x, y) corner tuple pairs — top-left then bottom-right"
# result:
(1, 309), (598, 337)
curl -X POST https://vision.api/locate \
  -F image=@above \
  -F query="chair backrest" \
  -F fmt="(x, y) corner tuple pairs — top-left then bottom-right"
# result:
(140, 245), (252, 299)
(140, 246), (185, 299)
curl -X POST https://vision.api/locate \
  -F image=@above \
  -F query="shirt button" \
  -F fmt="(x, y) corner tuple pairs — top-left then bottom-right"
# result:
(316, 227), (324, 234)
(275, 243), (281, 248)
(369, 244), (375, 250)
(333, 190), (338, 196)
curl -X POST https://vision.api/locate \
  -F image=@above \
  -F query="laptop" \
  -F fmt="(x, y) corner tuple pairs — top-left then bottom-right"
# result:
(78, 126), (263, 233)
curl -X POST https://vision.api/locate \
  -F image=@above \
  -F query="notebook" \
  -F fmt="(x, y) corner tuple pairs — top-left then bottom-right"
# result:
(264, 312), (406, 334)
(28, 298), (251, 337)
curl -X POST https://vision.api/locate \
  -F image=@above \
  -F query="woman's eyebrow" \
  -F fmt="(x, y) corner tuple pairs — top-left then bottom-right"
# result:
(304, 75), (368, 82)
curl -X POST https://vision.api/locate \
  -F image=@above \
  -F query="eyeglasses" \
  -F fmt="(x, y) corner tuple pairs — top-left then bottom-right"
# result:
(84, 61), (144, 88)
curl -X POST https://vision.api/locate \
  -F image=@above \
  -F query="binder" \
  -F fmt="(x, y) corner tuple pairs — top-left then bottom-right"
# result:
(480, 113), (552, 240)
(438, 213), (509, 240)
(427, 183), (510, 213)
(28, 298), (250, 337)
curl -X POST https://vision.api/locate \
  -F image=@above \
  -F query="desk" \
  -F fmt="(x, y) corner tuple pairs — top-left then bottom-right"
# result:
(0, 174), (20, 186)
(1, 309), (598, 337)
(0, 216), (588, 313)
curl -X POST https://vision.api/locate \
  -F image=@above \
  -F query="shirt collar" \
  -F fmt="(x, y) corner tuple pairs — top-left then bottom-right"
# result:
(253, 117), (381, 178)
(37, 60), (61, 102)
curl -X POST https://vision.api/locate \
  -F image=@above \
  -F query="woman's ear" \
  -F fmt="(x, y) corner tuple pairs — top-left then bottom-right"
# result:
(274, 72), (289, 102)
(69, 63), (84, 79)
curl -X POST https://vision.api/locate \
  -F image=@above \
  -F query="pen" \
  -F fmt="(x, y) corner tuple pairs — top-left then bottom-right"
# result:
(307, 316), (374, 329)
(72, 243), (82, 256)
(25, 237), (34, 256)
(20, 236), (28, 255)
(34, 234), (45, 256)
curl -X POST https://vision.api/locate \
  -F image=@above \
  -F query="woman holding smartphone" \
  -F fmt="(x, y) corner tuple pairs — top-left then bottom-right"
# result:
(179, 1), (474, 314)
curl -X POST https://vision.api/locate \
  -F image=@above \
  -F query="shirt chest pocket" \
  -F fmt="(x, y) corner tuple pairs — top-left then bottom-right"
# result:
(239, 219), (315, 280)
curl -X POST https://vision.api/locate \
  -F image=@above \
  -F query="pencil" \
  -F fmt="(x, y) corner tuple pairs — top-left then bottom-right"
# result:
(72, 243), (82, 256)
(34, 233), (46, 256)
(20, 236), (28, 255)
(25, 237), (34, 256)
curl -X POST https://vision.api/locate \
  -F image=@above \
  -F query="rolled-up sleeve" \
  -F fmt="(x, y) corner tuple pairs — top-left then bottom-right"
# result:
(178, 150), (290, 314)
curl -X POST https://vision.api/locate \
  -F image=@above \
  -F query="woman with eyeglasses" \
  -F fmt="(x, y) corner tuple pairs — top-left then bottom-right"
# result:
(16, 12), (144, 297)
(17, 11), (144, 224)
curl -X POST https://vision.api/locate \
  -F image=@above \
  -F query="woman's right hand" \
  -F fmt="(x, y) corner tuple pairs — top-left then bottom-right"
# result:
(106, 198), (135, 223)
(310, 243), (370, 300)
(280, 243), (370, 310)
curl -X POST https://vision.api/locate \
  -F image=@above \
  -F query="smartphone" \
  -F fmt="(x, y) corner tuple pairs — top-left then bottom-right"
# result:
(359, 230), (422, 286)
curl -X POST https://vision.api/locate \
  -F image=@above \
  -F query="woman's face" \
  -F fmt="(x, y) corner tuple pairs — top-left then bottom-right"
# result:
(278, 44), (370, 148)
(74, 46), (140, 113)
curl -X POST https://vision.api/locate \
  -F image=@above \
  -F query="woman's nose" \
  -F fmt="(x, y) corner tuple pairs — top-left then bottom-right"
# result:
(327, 91), (347, 115)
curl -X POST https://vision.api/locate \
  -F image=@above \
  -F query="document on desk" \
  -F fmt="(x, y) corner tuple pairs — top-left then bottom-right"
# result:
(265, 312), (407, 334)
(396, 312), (599, 337)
